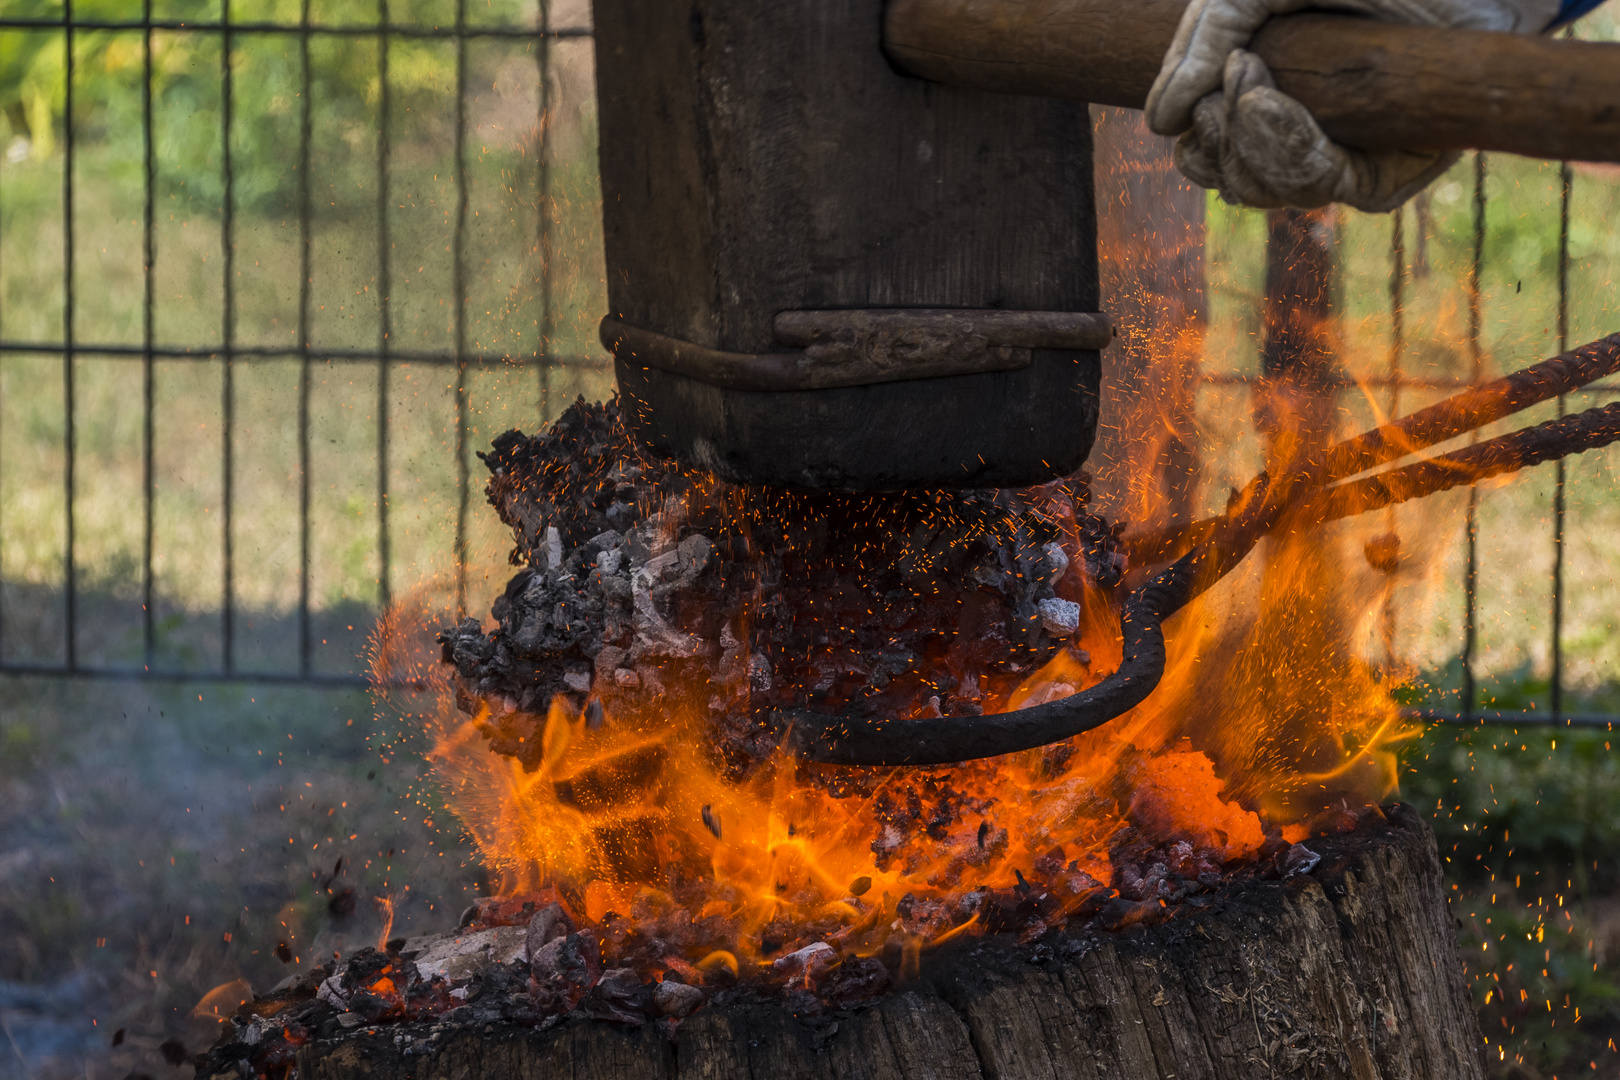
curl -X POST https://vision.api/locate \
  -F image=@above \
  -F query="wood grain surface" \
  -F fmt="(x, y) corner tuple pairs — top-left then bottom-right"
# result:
(287, 805), (1485, 1080)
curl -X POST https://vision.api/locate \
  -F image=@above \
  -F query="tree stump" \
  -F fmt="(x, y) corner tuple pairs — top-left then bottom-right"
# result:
(282, 804), (1483, 1080)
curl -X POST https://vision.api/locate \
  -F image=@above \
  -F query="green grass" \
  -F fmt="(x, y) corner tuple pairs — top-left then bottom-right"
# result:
(1404, 719), (1620, 1076)
(0, 661), (486, 1079)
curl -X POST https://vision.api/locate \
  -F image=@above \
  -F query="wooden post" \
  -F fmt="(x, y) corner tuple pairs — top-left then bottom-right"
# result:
(281, 807), (1486, 1080)
(1089, 107), (1204, 534)
(1259, 207), (1339, 463)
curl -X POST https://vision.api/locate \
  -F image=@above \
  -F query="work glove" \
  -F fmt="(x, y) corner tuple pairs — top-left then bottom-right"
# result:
(1144, 0), (1565, 211)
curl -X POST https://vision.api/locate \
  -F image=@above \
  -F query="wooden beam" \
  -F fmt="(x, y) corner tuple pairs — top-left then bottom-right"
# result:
(884, 0), (1620, 164)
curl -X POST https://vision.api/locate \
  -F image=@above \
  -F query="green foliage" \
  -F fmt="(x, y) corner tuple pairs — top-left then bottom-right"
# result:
(1405, 718), (1620, 1075)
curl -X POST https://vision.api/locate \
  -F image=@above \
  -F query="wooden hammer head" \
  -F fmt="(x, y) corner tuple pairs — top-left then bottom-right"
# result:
(591, 0), (1103, 489)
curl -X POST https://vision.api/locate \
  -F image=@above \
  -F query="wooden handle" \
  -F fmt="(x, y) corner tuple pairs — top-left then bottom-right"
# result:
(884, 0), (1620, 164)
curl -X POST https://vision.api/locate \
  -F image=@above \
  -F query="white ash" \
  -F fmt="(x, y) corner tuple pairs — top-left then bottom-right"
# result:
(1036, 597), (1081, 637)
(411, 925), (528, 983)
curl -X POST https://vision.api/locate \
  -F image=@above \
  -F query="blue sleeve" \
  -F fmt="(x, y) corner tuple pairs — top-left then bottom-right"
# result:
(1550, 0), (1608, 26)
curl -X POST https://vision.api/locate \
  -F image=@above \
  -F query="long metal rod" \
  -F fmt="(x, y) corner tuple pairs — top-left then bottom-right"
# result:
(221, 0), (237, 675)
(1197, 371), (1620, 393)
(0, 339), (606, 366)
(0, 16), (591, 38)
(1127, 333), (1620, 564)
(1314, 404), (1620, 524)
(297, 0), (313, 678)
(1552, 162), (1571, 723)
(794, 550), (1203, 766)
(142, 0), (156, 671)
(62, 1), (76, 671)
(536, 0), (552, 424)
(1461, 152), (1486, 722)
(453, 0), (470, 619)
(0, 84), (5, 666)
(800, 337), (1620, 766)
(376, 5), (393, 613)
(0, 662), (378, 688)
(1380, 205), (1404, 667)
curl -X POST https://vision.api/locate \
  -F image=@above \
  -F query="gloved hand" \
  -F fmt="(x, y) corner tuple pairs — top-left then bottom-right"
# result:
(1144, 0), (1566, 211)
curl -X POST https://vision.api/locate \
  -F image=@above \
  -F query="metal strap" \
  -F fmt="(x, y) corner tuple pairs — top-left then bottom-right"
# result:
(600, 309), (1112, 392)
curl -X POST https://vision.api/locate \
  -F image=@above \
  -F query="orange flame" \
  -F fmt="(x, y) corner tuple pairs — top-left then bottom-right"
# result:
(365, 147), (1465, 973)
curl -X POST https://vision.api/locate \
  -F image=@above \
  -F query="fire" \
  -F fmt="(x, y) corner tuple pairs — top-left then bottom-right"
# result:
(375, 477), (1411, 980)
(361, 191), (1466, 983)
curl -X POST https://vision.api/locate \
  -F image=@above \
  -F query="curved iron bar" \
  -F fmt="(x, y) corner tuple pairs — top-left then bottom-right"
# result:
(781, 450), (1296, 766)
(788, 395), (1620, 767)
(785, 542), (1236, 766)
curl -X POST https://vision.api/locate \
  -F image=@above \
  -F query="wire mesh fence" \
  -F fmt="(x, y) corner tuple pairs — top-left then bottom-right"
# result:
(0, 4), (1615, 727)
(0, 0), (611, 685)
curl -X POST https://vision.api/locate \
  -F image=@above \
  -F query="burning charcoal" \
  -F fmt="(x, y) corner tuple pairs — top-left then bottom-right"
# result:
(747, 652), (772, 691)
(677, 533), (713, 574)
(594, 645), (628, 675)
(1036, 597), (1080, 637)
(525, 902), (574, 959)
(442, 1005), (477, 1026)
(273, 941), (293, 964)
(1042, 541), (1070, 579)
(1018, 918), (1049, 945)
(782, 987), (826, 1019)
(541, 526), (564, 570)
(652, 979), (704, 1019)
(348, 989), (394, 1022)
(267, 965), (327, 998)
(821, 956), (891, 1004)
(316, 975), (349, 1011)
(529, 931), (602, 999)
(1279, 844), (1322, 879)
(701, 805), (721, 840)
(848, 876), (872, 897)
(771, 942), (836, 984)
(578, 968), (646, 1026)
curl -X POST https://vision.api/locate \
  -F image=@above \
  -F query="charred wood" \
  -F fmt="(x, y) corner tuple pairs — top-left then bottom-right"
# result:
(209, 806), (1484, 1080)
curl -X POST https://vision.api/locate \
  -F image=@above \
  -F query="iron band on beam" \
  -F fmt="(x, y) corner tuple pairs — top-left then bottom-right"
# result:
(600, 310), (1112, 393)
